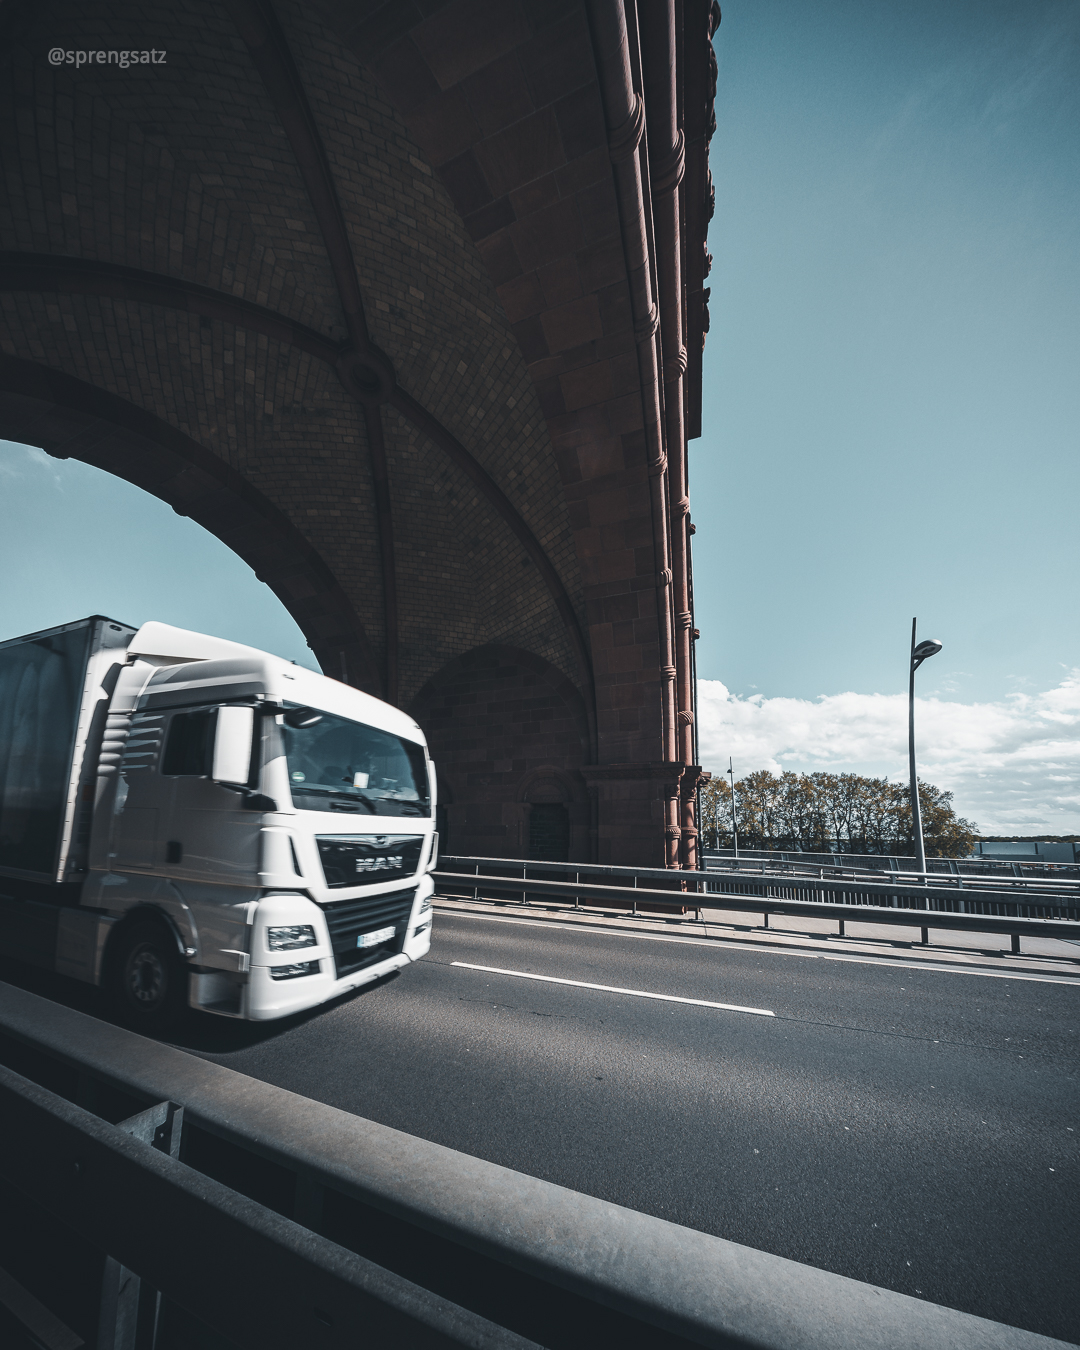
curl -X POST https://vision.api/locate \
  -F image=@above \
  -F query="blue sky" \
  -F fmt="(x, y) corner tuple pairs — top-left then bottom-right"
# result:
(687, 0), (1080, 832)
(2, 0), (1078, 831)
(0, 443), (319, 670)
(692, 0), (1080, 707)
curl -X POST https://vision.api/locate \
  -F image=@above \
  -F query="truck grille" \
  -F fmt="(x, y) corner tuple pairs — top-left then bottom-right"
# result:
(321, 886), (416, 978)
(316, 834), (424, 888)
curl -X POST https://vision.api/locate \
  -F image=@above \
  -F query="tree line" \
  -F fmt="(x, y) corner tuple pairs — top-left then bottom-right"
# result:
(699, 770), (978, 858)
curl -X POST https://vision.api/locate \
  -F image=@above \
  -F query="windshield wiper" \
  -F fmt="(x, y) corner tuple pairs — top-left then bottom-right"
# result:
(293, 785), (379, 812)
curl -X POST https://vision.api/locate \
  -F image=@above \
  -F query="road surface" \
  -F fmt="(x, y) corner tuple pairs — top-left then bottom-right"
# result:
(180, 903), (1080, 1344)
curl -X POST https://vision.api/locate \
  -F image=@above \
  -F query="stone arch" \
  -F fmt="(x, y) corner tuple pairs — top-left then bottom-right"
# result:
(0, 353), (382, 692)
(518, 765), (587, 804)
(410, 644), (591, 861)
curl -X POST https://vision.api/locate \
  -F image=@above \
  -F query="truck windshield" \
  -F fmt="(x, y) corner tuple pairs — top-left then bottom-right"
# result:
(281, 710), (430, 817)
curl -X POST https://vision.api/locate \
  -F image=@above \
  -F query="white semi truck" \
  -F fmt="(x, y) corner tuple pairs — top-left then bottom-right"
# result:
(0, 616), (436, 1026)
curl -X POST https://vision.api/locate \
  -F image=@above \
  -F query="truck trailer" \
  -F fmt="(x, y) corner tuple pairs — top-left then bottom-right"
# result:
(0, 616), (436, 1026)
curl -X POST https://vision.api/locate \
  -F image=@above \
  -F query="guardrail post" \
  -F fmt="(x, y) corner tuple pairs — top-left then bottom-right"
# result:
(1012, 933), (1021, 955)
(921, 927), (929, 945)
(98, 1257), (140, 1350)
(838, 919), (845, 937)
(98, 1101), (182, 1350)
(762, 911), (769, 928)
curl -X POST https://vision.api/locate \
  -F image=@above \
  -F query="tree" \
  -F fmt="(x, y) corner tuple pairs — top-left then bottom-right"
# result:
(699, 770), (977, 858)
(900, 780), (979, 859)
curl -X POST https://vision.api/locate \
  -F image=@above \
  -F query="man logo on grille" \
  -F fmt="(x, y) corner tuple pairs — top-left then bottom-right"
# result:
(355, 855), (403, 872)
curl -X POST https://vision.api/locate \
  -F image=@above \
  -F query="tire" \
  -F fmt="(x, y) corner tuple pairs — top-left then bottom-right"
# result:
(109, 919), (188, 1032)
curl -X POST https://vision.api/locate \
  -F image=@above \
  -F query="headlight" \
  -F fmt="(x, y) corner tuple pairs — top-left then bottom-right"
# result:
(267, 924), (317, 951)
(418, 895), (432, 914)
(270, 960), (320, 980)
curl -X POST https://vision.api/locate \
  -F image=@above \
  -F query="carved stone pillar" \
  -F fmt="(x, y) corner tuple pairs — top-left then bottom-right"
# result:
(679, 766), (709, 872)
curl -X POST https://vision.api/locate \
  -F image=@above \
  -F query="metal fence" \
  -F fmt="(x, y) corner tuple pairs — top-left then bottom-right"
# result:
(703, 848), (1080, 880)
(0, 981), (1073, 1350)
(434, 856), (1080, 952)
(701, 855), (1080, 923)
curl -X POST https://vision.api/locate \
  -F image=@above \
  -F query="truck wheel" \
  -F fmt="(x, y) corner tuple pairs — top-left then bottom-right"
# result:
(110, 921), (188, 1031)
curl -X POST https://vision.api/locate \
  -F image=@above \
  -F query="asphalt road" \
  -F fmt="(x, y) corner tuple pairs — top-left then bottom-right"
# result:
(3, 907), (1077, 1342)
(169, 907), (1080, 1344)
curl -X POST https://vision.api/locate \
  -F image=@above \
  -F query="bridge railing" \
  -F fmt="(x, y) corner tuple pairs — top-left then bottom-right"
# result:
(701, 853), (1080, 916)
(0, 981), (1071, 1350)
(433, 856), (1080, 951)
(702, 847), (1080, 879)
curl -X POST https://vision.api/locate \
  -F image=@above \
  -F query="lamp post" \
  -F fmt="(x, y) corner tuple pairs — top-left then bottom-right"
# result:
(727, 757), (739, 858)
(908, 619), (942, 875)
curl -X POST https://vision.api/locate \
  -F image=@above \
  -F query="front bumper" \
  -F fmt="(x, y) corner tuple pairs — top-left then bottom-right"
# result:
(190, 875), (434, 1021)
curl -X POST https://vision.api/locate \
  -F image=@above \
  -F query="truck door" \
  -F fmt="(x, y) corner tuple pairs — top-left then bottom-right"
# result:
(159, 707), (259, 886)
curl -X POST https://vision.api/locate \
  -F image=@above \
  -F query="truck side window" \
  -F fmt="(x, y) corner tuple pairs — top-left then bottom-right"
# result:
(162, 709), (215, 776)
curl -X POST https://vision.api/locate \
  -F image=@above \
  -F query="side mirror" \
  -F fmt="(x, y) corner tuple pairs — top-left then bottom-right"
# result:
(283, 706), (323, 729)
(212, 705), (254, 786)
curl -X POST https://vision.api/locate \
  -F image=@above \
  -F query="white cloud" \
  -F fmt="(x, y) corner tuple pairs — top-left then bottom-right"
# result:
(697, 672), (1080, 835)
(0, 441), (63, 486)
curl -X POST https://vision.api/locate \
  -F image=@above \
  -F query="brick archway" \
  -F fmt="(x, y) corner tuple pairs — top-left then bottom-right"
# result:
(0, 0), (717, 866)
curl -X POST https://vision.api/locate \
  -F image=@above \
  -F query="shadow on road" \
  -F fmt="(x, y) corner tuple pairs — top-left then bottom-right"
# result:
(0, 955), (400, 1056)
(170, 971), (402, 1055)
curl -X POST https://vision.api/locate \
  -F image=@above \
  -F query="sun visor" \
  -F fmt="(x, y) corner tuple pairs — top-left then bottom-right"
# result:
(129, 621), (266, 664)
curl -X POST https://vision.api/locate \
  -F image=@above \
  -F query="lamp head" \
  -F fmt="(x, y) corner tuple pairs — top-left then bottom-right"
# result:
(912, 638), (942, 669)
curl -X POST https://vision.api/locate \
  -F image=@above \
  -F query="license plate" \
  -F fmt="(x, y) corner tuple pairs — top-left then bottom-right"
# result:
(357, 926), (395, 949)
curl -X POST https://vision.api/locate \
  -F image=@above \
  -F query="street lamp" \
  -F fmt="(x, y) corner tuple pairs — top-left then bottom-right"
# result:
(908, 618), (942, 874)
(727, 757), (739, 858)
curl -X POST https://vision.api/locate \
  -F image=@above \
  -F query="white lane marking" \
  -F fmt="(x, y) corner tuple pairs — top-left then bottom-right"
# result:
(451, 961), (775, 1016)
(435, 905), (1080, 987)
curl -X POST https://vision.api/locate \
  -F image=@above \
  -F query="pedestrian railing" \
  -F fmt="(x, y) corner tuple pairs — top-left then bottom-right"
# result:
(0, 981), (1072, 1349)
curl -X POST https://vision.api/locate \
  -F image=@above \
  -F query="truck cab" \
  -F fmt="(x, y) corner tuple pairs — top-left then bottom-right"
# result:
(0, 618), (436, 1026)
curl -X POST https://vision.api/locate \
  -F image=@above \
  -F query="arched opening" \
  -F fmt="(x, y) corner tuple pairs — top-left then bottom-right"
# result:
(520, 767), (584, 864)
(0, 439), (317, 667)
(0, 356), (380, 692)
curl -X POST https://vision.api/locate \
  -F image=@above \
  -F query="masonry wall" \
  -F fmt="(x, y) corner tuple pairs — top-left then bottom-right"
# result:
(411, 646), (591, 861)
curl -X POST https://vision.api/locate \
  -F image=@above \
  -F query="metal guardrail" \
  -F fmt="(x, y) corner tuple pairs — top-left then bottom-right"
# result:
(437, 855), (1080, 904)
(1, 1066), (514, 1350)
(434, 857), (1080, 953)
(703, 848), (1080, 878)
(701, 853), (1080, 903)
(0, 982), (1073, 1350)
